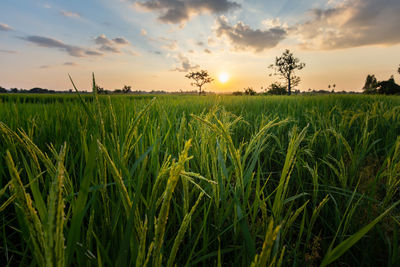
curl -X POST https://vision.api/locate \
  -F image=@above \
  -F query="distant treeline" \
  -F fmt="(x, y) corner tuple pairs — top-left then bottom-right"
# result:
(0, 86), (202, 95)
(233, 86), (360, 96)
(0, 87), (60, 94)
(0, 85), (361, 96)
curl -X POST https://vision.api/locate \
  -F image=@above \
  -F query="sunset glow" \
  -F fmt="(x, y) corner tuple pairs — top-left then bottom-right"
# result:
(219, 72), (230, 84)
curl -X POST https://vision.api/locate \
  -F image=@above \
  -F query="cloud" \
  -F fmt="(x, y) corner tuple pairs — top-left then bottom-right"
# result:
(172, 54), (199, 72)
(262, 18), (287, 29)
(208, 37), (216, 46)
(0, 49), (17, 54)
(22, 35), (103, 57)
(39, 65), (50, 69)
(135, 0), (241, 24)
(94, 34), (130, 53)
(99, 45), (120, 53)
(125, 49), (140, 56)
(204, 48), (212, 54)
(144, 32), (179, 51)
(60, 10), (81, 18)
(214, 16), (287, 52)
(0, 23), (13, 31)
(141, 29), (148, 36)
(85, 50), (103, 56)
(63, 62), (77, 66)
(159, 37), (178, 50)
(94, 34), (113, 45)
(296, 0), (400, 49)
(113, 37), (129, 45)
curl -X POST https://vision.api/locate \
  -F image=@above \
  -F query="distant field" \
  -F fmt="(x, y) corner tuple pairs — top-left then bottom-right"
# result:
(1, 94), (400, 266)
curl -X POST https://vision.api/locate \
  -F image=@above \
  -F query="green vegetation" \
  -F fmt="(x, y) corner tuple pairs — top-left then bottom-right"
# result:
(265, 82), (287, 95)
(185, 70), (214, 95)
(244, 87), (257, 95)
(269, 49), (306, 96)
(363, 65), (400, 95)
(1, 88), (400, 266)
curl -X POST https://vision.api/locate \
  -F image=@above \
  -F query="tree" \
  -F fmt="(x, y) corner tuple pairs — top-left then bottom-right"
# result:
(95, 85), (106, 94)
(244, 87), (256, 95)
(0, 86), (7, 93)
(185, 70), (213, 95)
(29, 87), (55, 93)
(377, 76), (400, 95)
(363, 74), (400, 95)
(398, 64), (400, 75)
(269, 49), (305, 95)
(122, 85), (131, 94)
(266, 82), (287, 95)
(232, 91), (243, 96)
(363, 74), (378, 94)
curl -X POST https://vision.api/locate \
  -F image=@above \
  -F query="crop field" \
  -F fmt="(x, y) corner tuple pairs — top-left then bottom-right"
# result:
(1, 92), (400, 266)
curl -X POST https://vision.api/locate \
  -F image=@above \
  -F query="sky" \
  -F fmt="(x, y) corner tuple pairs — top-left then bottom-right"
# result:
(1, 0), (400, 92)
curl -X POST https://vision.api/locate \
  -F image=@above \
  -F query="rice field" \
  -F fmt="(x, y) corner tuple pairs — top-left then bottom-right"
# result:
(1, 91), (400, 266)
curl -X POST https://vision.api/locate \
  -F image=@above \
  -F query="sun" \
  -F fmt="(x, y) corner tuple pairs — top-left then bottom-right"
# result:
(219, 72), (230, 84)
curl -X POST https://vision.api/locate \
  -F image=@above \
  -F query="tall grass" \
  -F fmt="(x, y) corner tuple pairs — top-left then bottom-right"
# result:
(1, 90), (400, 266)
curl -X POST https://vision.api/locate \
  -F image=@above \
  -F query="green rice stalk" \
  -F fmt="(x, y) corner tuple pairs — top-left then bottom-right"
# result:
(152, 140), (192, 266)
(191, 113), (244, 197)
(282, 200), (309, 239)
(44, 143), (67, 267)
(97, 140), (132, 213)
(123, 97), (156, 163)
(306, 194), (329, 244)
(167, 192), (204, 267)
(381, 137), (400, 206)
(272, 125), (308, 220)
(321, 199), (400, 266)
(6, 150), (45, 265)
(250, 219), (281, 267)
(68, 74), (95, 123)
(136, 216), (149, 267)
